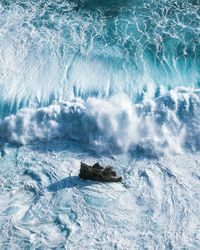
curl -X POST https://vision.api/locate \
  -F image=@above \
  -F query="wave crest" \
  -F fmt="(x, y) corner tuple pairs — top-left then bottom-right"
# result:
(1, 87), (200, 156)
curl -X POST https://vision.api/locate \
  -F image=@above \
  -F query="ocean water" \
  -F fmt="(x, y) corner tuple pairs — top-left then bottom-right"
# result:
(0, 0), (200, 249)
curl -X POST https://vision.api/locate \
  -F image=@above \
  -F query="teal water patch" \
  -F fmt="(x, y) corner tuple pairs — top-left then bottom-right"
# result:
(0, 0), (199, 117)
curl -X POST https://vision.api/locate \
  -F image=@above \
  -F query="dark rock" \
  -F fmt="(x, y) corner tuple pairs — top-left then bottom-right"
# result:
(79, 162), (122, 182)
(93, 163), (104, 170)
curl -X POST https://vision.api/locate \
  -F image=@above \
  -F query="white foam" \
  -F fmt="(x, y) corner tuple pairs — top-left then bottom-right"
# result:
(1, 87), (200, 156)
(0, 0), (199, 115)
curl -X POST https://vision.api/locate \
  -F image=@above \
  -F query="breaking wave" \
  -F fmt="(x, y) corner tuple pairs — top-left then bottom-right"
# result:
(0, 0), (199, 117)
(1, 87), (200, 156)
(0, 0), (199, 157)
(1, 1), (200, 249)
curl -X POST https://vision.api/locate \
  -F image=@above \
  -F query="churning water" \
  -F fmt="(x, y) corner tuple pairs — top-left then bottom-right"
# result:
(0, 0), (200, 249)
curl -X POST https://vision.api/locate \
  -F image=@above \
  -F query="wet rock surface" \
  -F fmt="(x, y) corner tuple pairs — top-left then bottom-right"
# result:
(79, 162), (122, 182)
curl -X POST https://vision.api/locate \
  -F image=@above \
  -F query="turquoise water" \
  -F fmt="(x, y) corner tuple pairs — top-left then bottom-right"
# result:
(0, 0), (200, 249)
(0, 0), (199, 116)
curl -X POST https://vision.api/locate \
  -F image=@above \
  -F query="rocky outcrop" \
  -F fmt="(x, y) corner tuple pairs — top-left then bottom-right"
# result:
(79, 162), (122, 182)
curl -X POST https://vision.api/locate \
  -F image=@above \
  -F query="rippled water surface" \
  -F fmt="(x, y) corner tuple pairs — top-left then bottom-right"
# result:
(0, 0), (199, 115)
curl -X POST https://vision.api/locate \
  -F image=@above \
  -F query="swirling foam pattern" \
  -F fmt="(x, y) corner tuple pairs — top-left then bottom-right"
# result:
(0, 0), (200, 249)
(0, 0), (199, 116)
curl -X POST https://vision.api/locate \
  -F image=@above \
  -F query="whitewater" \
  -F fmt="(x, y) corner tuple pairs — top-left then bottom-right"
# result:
(0, 0), (200, 249)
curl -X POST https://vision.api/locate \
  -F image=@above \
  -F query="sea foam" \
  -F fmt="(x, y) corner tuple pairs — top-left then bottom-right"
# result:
(1, 87), (199, 156)
(0, 0), (199, 117)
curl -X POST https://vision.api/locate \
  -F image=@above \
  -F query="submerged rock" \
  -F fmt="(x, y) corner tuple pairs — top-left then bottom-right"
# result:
(79, 162), (122, 182)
